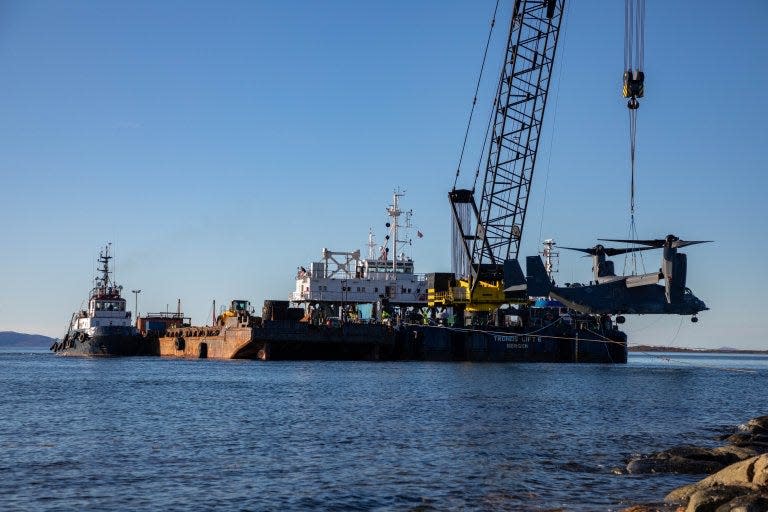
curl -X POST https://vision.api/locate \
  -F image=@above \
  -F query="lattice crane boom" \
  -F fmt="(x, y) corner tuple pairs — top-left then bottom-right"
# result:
(474, 0), (565, 265)
(451, 0), (565, 288)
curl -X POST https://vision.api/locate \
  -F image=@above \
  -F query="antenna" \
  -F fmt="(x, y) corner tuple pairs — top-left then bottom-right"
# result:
(367, 229), (377, 260)
(541, 239), (559, 279)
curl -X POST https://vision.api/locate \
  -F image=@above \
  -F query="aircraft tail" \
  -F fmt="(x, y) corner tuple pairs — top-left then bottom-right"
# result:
(503, 259), (526, 292)
(526, 256), (551, 297)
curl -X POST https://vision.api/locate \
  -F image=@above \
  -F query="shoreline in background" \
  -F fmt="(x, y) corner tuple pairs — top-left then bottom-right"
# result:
(0, 331), (56, 349)
(629, 345), (768, 355)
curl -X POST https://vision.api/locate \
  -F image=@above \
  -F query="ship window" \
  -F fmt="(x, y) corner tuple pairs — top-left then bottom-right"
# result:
(375, 288), (378, 292)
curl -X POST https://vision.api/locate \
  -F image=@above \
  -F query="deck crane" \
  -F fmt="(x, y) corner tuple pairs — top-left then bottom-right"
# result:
(429, 0), (565, 320)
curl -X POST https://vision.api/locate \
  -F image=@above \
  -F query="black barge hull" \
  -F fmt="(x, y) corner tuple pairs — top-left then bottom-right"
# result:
(248, 321), (627, 363)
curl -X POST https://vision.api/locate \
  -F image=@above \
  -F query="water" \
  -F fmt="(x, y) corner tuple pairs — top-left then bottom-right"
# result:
(1, 351), (767, 511)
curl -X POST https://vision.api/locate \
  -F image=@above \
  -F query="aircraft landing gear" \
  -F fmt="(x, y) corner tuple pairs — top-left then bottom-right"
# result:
(691, 316), (699, 323)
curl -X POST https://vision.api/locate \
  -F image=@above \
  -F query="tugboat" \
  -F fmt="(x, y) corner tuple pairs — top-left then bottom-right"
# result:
(51, 244), (142, 356)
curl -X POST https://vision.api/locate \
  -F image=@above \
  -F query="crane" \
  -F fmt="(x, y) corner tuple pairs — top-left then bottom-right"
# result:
(429, 0), (566, 318)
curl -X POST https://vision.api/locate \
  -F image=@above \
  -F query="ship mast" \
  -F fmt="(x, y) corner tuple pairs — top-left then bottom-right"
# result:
(386, 189), (412, 273)
(97, 243), (112, 290)
(366, 229), (377, 260)
(541, 239), (559, 279)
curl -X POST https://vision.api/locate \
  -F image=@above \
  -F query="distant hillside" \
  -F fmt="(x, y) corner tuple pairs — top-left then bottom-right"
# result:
(629, 345), (768, 354)
(0, 331), (57, 348)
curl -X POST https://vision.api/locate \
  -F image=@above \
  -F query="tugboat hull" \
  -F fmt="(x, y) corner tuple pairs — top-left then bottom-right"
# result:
(52, 327), (144, 357)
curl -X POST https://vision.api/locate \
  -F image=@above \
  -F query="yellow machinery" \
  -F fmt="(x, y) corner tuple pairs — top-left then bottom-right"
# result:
(428, 277), (508, 313)
(217, 299), (251, 325)
(427, 265), (528, 315)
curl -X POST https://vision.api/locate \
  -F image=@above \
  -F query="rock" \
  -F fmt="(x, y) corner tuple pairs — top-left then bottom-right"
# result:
(619, 504), (680, 512)
(627, 445), (755, 475)
(725, 433), (768, 450)
(685, 486), (754, 512)
(741, 416), (768, 435)
(628, 456), (724, 475)
(714, 492), (768, 512)
(711, 446), (759, 461)
(666, 454), (768, 503)
(720, 416), (768, 452)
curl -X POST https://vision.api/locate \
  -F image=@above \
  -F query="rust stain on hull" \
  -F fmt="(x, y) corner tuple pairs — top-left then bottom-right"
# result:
(158, 327), (255, 359)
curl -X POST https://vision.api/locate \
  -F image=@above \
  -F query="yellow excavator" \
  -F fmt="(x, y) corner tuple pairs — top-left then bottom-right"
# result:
(217, 299), (254, 327)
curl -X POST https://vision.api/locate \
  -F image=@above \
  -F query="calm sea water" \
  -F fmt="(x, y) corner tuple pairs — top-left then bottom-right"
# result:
(1, 350), (767, 511)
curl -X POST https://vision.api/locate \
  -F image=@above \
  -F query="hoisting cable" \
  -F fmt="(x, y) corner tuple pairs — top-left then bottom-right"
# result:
(453, 0), (501, 190)
(586, 322), (756, 373)
(473, 0), (518, 193)
(538, 3), (570, 245)
(622, 0), (646, 275)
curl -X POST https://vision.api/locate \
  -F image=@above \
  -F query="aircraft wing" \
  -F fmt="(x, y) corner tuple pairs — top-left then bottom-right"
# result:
(625, 272), (662, 288)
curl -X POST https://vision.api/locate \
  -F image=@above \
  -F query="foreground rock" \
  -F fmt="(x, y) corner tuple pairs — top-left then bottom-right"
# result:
(721, 415), (768, 451)
(620, 416), (768, 512)
(626, 445), (757, 475)
(626, 416), (768, 476)
(665, 454), (768, 502)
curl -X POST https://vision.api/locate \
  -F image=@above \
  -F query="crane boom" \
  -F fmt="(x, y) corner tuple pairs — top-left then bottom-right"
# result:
(451, 0), (565, 290)
(475, 0), (565, 265)
(440, 0), (565, 313)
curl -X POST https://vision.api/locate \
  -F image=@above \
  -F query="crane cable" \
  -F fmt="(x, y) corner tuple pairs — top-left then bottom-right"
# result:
(623, 0), (645, 275)
(453, 0), (501, 191)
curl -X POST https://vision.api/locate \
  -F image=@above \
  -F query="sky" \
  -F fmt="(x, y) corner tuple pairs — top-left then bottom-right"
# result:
(0, 1), (766, 349)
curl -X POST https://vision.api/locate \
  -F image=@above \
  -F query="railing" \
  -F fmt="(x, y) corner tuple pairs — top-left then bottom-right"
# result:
(297, 272), (427, 282)
(428, 287), (470, 304)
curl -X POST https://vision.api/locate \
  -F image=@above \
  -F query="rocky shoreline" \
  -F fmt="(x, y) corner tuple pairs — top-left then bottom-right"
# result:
(621, 415), (768, 512)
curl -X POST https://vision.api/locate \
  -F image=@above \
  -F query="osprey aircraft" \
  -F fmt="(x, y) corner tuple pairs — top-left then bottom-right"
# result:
(525, 235), (709, 322)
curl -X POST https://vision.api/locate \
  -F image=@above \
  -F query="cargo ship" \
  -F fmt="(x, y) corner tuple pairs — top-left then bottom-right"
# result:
(51, 244), (144, 356)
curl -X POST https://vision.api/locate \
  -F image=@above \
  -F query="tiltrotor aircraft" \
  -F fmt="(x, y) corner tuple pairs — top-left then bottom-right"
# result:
(525, 234), (709, 322)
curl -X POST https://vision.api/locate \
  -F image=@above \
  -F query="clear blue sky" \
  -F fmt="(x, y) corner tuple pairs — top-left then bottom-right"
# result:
(1, 1), (766, 349)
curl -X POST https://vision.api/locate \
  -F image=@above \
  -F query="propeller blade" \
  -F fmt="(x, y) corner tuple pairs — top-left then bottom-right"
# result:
(598, 238), (664, 247)
(599, 238), (713, 249)
(671, 240), (712, 249)
(560, 246), (596, 254)
(602, 246), (657, 256)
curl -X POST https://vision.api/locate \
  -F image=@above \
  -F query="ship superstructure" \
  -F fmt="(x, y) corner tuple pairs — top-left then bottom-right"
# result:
(51, 244), (142, 356)
(290, 191), (427, 309)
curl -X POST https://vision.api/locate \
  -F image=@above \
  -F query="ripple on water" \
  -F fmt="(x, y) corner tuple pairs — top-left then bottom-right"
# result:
(1, 353), (767, 511)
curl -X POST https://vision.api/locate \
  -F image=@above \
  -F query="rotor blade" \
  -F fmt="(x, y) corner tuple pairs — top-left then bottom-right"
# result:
(560, 246), (595, 254)
(671, 240), (713, 248)
(603, 246), (658, 256)
(598, 238), (664, 247)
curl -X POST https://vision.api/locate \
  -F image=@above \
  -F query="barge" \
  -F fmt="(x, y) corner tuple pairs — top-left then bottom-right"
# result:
(148, 192), (626, 363)
(151, 301), (625, 363)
